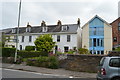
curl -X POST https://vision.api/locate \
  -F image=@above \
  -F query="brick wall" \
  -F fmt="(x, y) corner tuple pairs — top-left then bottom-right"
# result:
(110, 17), (120, 48)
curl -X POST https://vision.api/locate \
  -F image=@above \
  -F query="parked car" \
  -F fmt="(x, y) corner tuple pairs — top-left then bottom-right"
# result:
(96, 56), (120, 80)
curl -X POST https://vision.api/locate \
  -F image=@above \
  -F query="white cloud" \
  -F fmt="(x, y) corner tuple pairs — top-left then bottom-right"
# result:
(1, 0), (119, 29)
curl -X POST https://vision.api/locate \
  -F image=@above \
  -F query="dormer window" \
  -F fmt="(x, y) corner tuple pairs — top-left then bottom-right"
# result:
(12, 29), (16, 33)
(42, 27), (48, 32)
(26, 22), (31, 32)
(26, 27), (31, 32)
(62, 26), (68, 31)
(41, 21), (48, 32)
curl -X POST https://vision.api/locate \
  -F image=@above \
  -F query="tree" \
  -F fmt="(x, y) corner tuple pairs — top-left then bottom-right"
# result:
(0, 32), (6, 47)
(34, 34), (55, 53)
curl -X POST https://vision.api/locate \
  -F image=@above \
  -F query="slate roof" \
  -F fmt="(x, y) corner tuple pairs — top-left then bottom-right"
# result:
(3, 24), (79, 35)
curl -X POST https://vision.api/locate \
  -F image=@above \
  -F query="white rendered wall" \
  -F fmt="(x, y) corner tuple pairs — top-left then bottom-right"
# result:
(17, 33), (77, 53)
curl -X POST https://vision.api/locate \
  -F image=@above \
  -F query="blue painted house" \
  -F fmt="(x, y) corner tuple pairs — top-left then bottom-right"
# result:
(82, 15), (112, 54)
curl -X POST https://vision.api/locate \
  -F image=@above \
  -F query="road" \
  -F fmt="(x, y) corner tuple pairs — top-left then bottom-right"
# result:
(2, 68), (68, 78)
(1, 68), (96, 80)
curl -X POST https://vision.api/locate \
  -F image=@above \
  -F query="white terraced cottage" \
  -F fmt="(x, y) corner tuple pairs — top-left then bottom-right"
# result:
(3, 19), (82, 53)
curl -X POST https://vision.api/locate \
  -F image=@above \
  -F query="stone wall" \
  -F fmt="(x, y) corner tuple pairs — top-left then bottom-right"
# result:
(59, 54), (105, 73)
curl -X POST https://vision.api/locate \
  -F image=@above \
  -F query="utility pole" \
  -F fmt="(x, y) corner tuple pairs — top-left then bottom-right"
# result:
(14, 0), (22, 63)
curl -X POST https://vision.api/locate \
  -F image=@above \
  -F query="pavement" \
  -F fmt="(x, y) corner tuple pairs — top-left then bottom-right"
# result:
(1, 63), (97, 78)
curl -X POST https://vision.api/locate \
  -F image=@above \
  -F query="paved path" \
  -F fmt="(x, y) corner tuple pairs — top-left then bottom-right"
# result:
(1, 63), (97, 78)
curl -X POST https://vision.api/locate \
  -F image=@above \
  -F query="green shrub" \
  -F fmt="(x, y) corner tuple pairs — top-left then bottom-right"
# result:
(25, 46), (35, 51)
(114, 47), (120, 51)
(78, 48), (90, 54)
(67, 49), (75, 54)
(17, 51), (48, 58)
(2, 47), (16, 57)
(48, 56), (59, 69)
(24, 56), (59, 69)
(56, 51), (63, 56)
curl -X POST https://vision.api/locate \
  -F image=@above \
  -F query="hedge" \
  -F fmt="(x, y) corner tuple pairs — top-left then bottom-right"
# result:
(17, 51), (48, 58)
(25, 46), (35, 51)
(24, 56), (59, 69)
(2, 47), (16, 57)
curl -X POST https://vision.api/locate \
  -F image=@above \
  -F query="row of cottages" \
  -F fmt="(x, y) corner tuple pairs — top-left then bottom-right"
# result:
(3, 19), (81, 53)
(2, 15), (120, 54)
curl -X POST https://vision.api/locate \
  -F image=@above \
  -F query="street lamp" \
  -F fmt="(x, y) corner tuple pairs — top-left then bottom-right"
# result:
(14, 0), (22, 63)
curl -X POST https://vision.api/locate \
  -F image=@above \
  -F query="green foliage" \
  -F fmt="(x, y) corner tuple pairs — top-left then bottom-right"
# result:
(67, 49), (75, 54)
(2, 47), (16, 57)
(17, 51), (48, 58)
(0, 42), (2, 47)
(24, 56), (59, 69)
(78, 48), (90, 54)
(114, 47), (120, 51)
(25, 46), (35, 51)
(1, 32), (11, 47)
(48, 56), (59, 69)
(56, 51), (63, 56)
(34, 34), (55, 53)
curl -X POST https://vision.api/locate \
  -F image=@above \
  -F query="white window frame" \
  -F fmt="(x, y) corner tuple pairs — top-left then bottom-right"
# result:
(62, 26), (68, 31)
(26, 27), (31, 32)
(12, 29), (16, 33)
(42, 27), (48, 32)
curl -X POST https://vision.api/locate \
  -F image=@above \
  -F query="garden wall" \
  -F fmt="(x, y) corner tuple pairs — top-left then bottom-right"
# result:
(59, 54), (105, 73)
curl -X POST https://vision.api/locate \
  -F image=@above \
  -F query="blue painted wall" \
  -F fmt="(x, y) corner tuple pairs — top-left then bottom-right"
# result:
(89, 17), (104, 54)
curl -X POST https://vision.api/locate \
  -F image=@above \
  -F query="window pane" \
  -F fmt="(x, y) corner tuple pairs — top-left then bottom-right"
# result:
(109, 58), (120, 67)
(57, 35), (60, 42)
(93, 38), (96, 47)
(119, 26), (120, 30)
(29, 36), (32, 42)
(113, 37), (117, 42)
(67, 35), (70, 42)
(97, 39), (99, 46)
(90, 39), (92, 47)
(99, 57), (105, 66)
(22, 36), (24, 42)
(64, 46), (69, 52)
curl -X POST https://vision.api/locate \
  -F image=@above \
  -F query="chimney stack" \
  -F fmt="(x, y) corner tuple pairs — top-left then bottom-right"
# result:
(41, 20), (46, 27)
(57, 20), (62, 26)
(77, 18), (80, 27)
(27, 22), (31, 27)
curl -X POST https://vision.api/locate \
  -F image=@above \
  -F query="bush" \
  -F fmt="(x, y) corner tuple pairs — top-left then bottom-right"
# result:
(25, 46), (35, 51)
(2, 47), (16, 57)
(78, 48), (90, 54)
(48, 56), (59, 69)
(67, 49), (75, 54)
(56, 51), (63, 56)
(114, 47), (120, 51)
(24, 56), (59, 69)
(17, 51), (48, 58)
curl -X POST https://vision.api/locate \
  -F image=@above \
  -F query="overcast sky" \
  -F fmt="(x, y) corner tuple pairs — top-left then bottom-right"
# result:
(1, 0), (120, 29)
